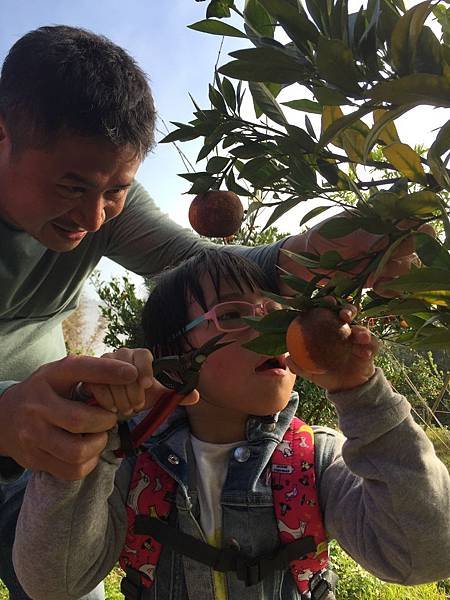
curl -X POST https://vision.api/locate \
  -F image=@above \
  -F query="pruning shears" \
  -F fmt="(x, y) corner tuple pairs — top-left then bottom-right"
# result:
(74, 333), (231, 457)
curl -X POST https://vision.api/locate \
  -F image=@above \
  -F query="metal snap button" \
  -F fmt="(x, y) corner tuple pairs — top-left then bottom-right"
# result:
(167, 454), (180, 465)
(261, 422), (276, 432)
(233, 446), (251, 463)
(227, 537), (241, 551)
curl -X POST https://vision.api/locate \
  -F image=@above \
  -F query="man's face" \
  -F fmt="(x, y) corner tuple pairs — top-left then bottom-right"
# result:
(0, 125), (141, 251)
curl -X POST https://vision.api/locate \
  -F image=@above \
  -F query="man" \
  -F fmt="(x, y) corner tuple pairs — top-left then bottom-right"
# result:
(0, 25), (420, 599)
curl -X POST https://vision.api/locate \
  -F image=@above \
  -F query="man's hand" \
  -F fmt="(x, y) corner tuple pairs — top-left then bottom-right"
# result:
(279, 218), (434, 297)
(0, 355), (140, 480)
(86, 347), (199, 418)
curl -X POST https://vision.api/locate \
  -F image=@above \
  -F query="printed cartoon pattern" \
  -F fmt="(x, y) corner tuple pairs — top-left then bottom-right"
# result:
(120, 416), (328, 594)
(119, 452), (176, 588)
(271, 416), (329, 594)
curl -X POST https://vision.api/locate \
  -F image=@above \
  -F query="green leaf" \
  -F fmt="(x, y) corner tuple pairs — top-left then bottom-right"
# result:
(382, 142), (427, 184)
(414, 232), (450, 269)
(279, 274), (310, 294)
(368, 74), (450, 108)
(178, 171), (211, 183)
(316, 37), (362, 94)
(219, 46), (309, 84)
(244, 0), (275, 38)
(363, 106), (406, 162)
(225, 170), (252, 196)
(188, 19), (247, 38)
(196, 131), (223, 161)
(221, 77), (236, 112)
(263, 196), (306, 230)
(186, 175), (216, 195)
(229, 142), (268, 159)
(318, 102), (375, 152)
(318, 217), (364, 239)
(320, 250), (343, 269)
(219, 59), (301, 84)
(314, 85), (350, 106)
(206, 0), (234, 18)
(414, 26), (443, 75)
(390, 1), (432, 76)
(396, 191), (441, 217)
(413, 291), (450, 307)
(341, 121), (370, 164)
(209, 85), (227, 114)
(280, 247), (320, 268)
(242, 332), (288, 356)
(284, 125), (317, 153)
(428, 119), (450, 190)
(282, 99), (322, 114)
(362, 297), (429, 317)
(382, 267), (450, 292)
(299, 205), (333, 227)
(243, 309), (298, 333)
(257, 0), (319, 50)
(206, 155), (230, 173)
(410, 328), (450, 350)
(159, 125), (200, 143)
(248, 81), (288, 126)
(239, 156), (286, 187)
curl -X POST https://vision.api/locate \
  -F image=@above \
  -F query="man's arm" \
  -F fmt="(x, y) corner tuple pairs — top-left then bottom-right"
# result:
(104, 181), (425, 296)
(318, 368), (450, 585)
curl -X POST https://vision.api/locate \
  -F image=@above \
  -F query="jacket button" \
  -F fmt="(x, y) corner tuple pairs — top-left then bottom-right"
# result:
(167, 454), (180, 465)
(227, 537), (241, 551)
(233, 446), (251, 462)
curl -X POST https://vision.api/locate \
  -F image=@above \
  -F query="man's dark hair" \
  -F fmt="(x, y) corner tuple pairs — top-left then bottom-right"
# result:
(142, 248), (274, 359)
(0, 25), (155, 156)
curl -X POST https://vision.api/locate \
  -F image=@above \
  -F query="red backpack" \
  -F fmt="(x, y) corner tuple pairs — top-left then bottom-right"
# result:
(119, 416), (335, 599)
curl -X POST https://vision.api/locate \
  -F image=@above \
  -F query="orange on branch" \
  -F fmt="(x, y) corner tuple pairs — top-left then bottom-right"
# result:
(188, 190), (244, 238)
(286, 308), (352, 374)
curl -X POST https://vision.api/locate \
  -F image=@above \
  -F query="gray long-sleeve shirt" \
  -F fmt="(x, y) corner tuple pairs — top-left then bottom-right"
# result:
(12, 370), (450, 599)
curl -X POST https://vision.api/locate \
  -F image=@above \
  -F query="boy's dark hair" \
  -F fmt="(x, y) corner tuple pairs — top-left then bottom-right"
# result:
(142, 248), (275, 358)
(0, 25), (155, 156)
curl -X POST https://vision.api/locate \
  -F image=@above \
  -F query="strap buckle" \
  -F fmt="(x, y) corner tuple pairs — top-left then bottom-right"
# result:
(235, 557), (261, 587)
(309, 569), (338, 600)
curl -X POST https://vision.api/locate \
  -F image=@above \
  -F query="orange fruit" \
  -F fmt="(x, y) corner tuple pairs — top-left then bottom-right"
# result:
(286, 308), (352, 374)
(189, 190), (244, 237)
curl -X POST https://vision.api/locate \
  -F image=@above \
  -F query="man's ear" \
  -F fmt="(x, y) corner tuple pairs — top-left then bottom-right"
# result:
(0, 116), (11, 147)
(0, 116), (7, 142)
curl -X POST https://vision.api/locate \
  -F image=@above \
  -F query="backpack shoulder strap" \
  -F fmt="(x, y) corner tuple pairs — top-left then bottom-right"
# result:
(119, 450), (176, 590)
(272, 415), (329, 595)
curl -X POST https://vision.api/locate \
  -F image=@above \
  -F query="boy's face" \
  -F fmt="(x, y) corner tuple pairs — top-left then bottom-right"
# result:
(0, 122), (140, 251)
(185, 274), (296, 440)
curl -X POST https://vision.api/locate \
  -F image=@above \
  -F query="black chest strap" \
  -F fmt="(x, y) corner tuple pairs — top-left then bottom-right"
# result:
(135, 514), (316, 587)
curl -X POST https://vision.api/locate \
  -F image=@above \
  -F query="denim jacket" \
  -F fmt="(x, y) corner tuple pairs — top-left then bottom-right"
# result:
(126, 393), (336, 600)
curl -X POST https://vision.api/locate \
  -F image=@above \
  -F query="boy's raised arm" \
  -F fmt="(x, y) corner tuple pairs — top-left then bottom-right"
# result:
(12, 437), (132, 600)
(319, 368), (450, 584)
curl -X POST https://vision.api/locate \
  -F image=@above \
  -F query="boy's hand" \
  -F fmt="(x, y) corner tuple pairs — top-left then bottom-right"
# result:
(85, 347), (199, 418)
(286, 302), (378, 393)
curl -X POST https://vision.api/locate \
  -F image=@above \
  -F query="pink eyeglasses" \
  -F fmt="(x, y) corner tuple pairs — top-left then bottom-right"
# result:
(183, 300), (281, 333)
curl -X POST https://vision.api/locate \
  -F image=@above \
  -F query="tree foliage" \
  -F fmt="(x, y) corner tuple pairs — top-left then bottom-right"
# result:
(162, 0), (450, 353)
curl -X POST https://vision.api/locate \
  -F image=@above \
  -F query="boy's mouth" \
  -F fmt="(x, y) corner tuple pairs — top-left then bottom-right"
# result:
(255, 356), (287, 372)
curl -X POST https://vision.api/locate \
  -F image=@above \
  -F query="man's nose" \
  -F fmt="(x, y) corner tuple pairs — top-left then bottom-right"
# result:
(72, 196), (106, 232)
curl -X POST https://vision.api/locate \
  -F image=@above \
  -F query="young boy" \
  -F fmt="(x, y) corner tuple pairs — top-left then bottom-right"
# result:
(13, 248), (450, 599)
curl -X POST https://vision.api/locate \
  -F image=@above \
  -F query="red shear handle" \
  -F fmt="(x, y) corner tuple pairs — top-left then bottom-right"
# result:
(114, 390), (185, 457)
